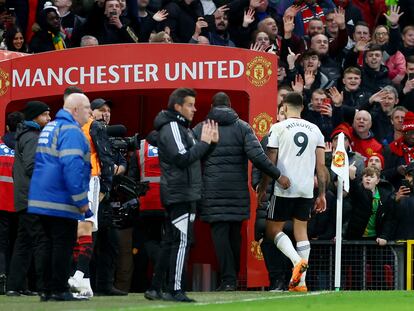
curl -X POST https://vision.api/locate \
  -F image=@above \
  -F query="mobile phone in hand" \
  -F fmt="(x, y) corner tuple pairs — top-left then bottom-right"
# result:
(323, 98), (332, 106)
(401, 179), (412, 191)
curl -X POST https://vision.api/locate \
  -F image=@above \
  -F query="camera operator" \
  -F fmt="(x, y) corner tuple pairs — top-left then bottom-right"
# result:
(90, 98), (128, 296)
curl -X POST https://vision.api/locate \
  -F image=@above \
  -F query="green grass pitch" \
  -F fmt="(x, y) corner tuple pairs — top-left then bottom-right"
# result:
(0, 291), (413, 311)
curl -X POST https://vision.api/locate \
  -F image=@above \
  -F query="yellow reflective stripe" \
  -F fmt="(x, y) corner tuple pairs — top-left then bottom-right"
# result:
(71, 191), (88, 202)
(28, 200), (80, 214)
(0, 176), (13, 183)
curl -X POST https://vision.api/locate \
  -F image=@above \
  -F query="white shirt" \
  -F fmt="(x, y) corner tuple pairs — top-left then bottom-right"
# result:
(268, 118), (324, 198)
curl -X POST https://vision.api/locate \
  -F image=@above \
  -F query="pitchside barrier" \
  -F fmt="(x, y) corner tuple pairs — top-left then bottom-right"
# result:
(307, 240), (406, 290)
(202, 241), (408, 291)
(192, 240), (410, 291)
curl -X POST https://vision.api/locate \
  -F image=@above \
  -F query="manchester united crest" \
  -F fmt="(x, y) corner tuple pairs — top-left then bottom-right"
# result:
(250, 240), (264, 261)
(0, 68), (10, 97)
(252, 112), (273, 137)
(246, 56), (272, 87)
(333, 151), (346, 168)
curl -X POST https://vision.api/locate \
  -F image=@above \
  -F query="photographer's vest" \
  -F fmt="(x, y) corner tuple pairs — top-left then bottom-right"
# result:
(138, 140), (163, 211)
(0, 141), (15, 212)
(82, 119), (101, 177)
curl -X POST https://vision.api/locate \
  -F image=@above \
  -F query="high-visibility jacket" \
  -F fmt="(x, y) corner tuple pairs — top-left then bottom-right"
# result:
(138, 140), (163, 211)
(0, 140), (15, 212)
(28, 109), (91, 220)
(82, 118), (101, 177)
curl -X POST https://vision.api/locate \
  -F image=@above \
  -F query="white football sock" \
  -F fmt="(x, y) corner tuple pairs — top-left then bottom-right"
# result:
(274, 232), (301, 265)
(296, 240), (310, 286)
(73, 270), (84, 280)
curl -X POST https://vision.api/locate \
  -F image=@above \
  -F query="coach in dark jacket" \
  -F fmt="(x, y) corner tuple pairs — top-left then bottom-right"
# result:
(7, 101), (51, 295)
(193, 92), (281, 291)
(150, 88), (217, 303)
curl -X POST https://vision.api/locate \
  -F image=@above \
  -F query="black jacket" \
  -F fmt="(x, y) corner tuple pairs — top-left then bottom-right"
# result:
(345, 179), (396, 241)
(90, 121), (113, 193)
(29, 30), (71, 53)
(13, 121), (41, 212)
(393, 195), (414, 240)
(154, 109), (210, 206)
(193, 107), (280, 223)
(251, 135), (275, 241)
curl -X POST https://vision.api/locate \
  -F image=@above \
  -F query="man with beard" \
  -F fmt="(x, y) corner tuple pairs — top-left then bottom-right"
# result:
(30, 3), (70, 53)
(206, 10), (234, 47)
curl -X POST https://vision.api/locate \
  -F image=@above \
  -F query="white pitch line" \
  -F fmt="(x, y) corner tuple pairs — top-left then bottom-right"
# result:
(120, 291), (333, 310)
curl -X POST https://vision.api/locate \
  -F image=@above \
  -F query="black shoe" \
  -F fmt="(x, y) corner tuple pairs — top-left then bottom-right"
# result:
(216, 283), (236, 291)
(0, 274), (6, 295)
(162, 291), (195, 303)
(49, 291), (89, 301)
(6, 290), (21, 296)
(6, 289), (39, 297)
(269, 279), (286, 292)
(40, 292), (51, 302)
(96, 287), (128, 296)
(144, 289), (163, 300)
(21, 290), (38, 296)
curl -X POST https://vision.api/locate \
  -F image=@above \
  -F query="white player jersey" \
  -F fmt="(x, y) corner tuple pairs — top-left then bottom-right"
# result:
(267, 118), (325, 198)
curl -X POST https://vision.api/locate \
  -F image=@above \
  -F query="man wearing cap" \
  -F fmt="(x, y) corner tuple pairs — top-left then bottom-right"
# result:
(367, 153), (385, 172)
(384, 111), (414, 189)
(90, 97), (128, 296)
(6, 101), (51, 296)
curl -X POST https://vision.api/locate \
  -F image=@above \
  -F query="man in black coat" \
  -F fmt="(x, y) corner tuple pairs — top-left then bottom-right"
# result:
(193, 92), (283, 291)
(150, 88), (218, 302)
(7, 101), (51, 296)
(393, 161), (414, 240)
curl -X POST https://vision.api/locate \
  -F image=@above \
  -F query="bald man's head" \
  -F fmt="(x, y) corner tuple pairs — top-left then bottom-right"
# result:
(64, 93), (91, 127)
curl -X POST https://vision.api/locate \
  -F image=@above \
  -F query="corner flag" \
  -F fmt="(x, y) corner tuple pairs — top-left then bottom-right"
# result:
(331, 132), (350, 192)
(330, 132), (350, 290)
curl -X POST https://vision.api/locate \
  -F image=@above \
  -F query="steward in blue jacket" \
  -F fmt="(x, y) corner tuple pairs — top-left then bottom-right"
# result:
(28, 109), (91, 221)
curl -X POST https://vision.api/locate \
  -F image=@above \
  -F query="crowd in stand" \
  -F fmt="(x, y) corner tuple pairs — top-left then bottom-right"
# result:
(2, 0), (414, 298)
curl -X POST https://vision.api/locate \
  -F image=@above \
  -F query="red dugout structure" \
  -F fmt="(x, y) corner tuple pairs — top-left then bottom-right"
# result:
(0, 44), (277, 288)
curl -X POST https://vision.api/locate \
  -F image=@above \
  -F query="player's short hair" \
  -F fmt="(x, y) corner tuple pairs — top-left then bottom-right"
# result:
(168, 88), (196, 110)
(281, 92), (303, 108)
